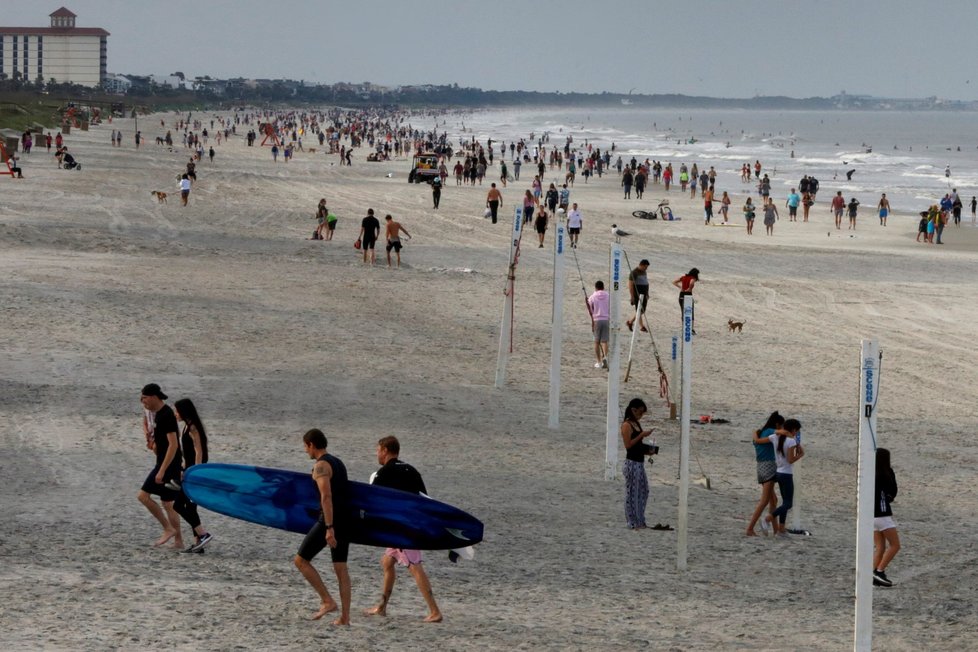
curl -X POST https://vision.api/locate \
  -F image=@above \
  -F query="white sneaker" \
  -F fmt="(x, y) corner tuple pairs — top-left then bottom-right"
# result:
(594, 362), (603, 368)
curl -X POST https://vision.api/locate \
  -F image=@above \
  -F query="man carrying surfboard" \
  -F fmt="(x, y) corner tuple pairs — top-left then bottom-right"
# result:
(294, 429), (352, 625)
(365, 436), (443, 623)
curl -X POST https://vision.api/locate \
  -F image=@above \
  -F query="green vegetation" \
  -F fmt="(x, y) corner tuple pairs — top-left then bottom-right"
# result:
(0, 96), (64, 132)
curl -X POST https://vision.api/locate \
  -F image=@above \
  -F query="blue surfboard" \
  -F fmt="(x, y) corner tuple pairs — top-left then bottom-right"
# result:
(182, 463), (483, 550)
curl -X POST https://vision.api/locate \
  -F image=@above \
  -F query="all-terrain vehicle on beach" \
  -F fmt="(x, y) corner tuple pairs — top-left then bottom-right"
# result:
(408, 152), (440, 183)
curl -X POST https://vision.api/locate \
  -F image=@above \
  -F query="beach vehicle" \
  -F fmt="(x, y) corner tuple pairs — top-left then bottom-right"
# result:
(408, 152), (440, 183)
(632, 200), (674, 220)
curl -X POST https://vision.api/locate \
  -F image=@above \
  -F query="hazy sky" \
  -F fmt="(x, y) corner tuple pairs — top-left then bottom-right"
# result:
(5, 0), (978, 100)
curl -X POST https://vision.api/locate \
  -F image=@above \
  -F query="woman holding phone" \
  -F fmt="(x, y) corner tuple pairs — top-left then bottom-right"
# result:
(620, 398), (667, 530)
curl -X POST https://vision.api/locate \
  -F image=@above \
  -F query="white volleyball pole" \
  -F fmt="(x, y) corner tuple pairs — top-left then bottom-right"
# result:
(623, 300), (641, 382)
(677, 298), (693, 571)
(548, 217), (566, 429)
(854, 339), (880, 652)
(670, 334), (679, 420)
(605, 244), (623, 480)
(495, 206), (524, 389)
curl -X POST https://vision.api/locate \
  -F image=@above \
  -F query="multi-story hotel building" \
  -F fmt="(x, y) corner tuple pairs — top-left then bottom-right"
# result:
(0, 8), (109, 88)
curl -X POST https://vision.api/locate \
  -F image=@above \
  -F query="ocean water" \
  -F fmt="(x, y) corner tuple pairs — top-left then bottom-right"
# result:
(436, 107), (978, 215)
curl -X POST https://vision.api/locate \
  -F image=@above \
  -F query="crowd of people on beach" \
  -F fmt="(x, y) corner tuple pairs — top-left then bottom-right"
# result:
(9, 108), (940, 616)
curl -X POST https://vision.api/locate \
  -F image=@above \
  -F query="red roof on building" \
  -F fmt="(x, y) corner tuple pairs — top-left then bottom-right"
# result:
(50, 7), (78, 18)
(0, 27), (109, 36)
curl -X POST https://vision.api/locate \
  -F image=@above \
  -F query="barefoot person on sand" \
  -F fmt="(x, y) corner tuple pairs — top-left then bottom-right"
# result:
(754, 419), (805, 536)
(746, 411), (783, 536)
(294, 429), (352, 625)
(877, 193), (890, 227)
(384, 214), (411, 268)
(763, 197), (779, 236)
(359, 208), (381, 265)
(588, 280), (610, 369)
(365, 436), (443, 623)
(486, 183), (502, 224)
(137, 384), (184, 548)
(743, 197), (756, 235)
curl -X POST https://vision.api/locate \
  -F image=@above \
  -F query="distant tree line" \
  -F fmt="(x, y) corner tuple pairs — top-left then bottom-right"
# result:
(1, 74), (972, 111)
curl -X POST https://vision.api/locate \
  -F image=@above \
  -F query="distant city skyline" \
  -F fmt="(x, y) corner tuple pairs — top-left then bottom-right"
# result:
(4, 1), (978, 101)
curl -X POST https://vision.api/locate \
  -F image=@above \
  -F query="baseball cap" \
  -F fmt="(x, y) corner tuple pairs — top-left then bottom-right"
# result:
(141, 383), (168, 400)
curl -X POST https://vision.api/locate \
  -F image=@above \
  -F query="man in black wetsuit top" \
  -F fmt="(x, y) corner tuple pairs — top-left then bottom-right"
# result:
(294, 428), (352, 625)
(358, 208), (381, 265)
(137, 383), (184, 548)
(364, 436), (443, 623)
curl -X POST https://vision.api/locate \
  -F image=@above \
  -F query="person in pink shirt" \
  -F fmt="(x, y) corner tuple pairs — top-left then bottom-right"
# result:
(587, 281), (611, 369)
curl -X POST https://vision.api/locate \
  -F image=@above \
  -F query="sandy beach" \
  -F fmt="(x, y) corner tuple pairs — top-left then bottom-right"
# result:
(2, 112), (977, 651)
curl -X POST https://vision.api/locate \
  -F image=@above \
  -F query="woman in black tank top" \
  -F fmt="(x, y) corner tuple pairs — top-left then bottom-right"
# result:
(173, 398), (213, 552)
(175, 398), (208, 469)
(620, 398), (660, 529)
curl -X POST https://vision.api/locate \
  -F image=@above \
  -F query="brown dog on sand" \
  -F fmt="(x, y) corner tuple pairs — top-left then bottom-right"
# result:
(728, 319), (745, 333)
(151, 191), (168, 204)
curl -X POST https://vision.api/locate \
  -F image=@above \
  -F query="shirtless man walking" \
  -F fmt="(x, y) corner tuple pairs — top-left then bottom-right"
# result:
(486, 183), (503, 224)
(384, 214), (412, 268)
(294, 429), (352, 625)
(831, 191), (846, 230)
(877, 193), (890, 226)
